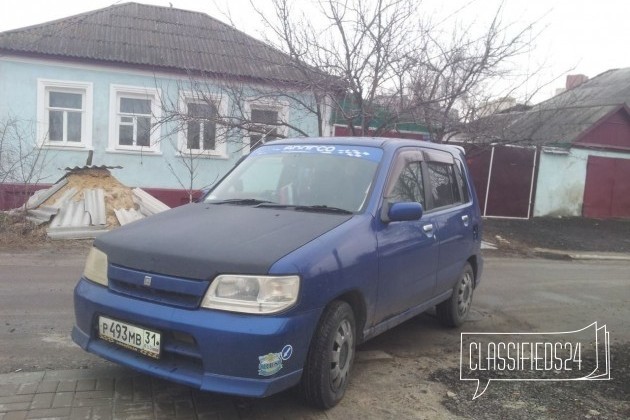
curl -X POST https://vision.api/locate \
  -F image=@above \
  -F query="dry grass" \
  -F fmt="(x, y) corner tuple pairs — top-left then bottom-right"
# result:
(0, 212), (93, 251)
(0, 213), (48, 250)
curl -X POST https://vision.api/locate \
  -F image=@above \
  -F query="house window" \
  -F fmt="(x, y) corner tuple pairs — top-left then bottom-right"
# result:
(187, 102), (217, 151)
(250, 109), (279, 150)
(109, 85), (161, 153)
(245, 102), (288, 153)
(118, 97), (152, 147)
(37, 79), (93, 147)
(178, 93), (227, 157)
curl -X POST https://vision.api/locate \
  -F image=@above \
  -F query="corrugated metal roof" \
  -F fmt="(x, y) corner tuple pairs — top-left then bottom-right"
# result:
(64, 165), (123, 172)
(23, 179), (68, 210)
(47, 189), (109, 239)
(0, 2), (314, 84)
(132, 188), (170, 216)
(469, 67), (630, 145)
(26, 206), (59, 225)
(541, 68), (630, 109)
(84, 189), (107, 226)
(114, 208), (144, 225)
(51, 188), (78, 208)
(476, 105), (618, 145)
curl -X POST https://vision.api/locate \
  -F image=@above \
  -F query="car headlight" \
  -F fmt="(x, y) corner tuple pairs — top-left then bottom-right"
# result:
(83, 247), (108, 286)
(201, 275), (300, 314)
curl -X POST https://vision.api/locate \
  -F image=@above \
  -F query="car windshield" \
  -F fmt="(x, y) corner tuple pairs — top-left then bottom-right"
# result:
(205, 144), (383, 213)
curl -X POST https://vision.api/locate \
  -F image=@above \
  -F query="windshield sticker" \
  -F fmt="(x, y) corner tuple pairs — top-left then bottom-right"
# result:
(251, 144), (383, 162)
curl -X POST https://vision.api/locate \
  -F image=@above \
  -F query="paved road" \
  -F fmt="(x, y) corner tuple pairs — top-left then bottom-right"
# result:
(0, 251), (628, 419)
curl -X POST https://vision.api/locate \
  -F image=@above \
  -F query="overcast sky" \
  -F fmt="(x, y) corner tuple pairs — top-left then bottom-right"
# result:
(1, 0), (629, 103)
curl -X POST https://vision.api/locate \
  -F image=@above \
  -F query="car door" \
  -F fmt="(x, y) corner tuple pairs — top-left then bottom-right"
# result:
(422, 150), (475, 296)
(374, 149), (439, 323)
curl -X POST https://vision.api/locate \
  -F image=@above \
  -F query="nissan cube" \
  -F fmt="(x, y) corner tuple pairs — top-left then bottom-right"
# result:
(72, 137), (483, 408)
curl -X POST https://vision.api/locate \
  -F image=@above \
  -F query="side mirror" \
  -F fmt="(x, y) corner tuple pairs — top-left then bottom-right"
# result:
(385, 202), (423, 222)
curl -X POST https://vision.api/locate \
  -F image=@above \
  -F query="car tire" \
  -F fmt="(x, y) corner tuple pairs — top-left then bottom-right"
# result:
(437, 263), (475, 328)
(300, 300), (356, 409)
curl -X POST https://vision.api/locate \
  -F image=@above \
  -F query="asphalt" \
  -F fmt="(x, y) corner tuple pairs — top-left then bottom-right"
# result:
(1, 244), (628, 419)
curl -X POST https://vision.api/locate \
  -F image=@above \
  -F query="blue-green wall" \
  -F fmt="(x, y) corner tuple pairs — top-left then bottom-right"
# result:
(0, 57), (321, 189)
(534, 147), (630, 216)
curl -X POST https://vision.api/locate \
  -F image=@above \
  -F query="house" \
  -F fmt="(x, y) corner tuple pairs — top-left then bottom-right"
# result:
(461, 69), (630, 219)
(0, 2), (327, 209)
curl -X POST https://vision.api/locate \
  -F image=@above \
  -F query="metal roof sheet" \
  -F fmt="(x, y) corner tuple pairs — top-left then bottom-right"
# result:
(64, 165), (123, 172)
(84, 189), (107, 226)
(24, 179), (68, 210)
(114, 208), (144, 226)
(46, 188), (109, 239)
(132, 188), (170, 216)
(0, 2), (315, 84)
(468, 67), (630, 145)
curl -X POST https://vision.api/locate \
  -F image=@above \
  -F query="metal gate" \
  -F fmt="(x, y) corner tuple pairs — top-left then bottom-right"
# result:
(583, 156), (630, 218)
(466, 145), (537, 219)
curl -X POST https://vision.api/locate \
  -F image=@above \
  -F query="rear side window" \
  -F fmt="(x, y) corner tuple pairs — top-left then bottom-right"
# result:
(426, 161), (461, 208)
(455, 160), (470, 203)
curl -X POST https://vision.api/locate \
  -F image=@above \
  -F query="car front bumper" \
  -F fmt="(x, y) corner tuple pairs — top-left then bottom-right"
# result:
(72, 278), (321, 398)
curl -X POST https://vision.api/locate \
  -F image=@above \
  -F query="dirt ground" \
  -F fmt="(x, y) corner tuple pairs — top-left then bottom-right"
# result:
(0, 213), (93, 252)
(483, 217), (630, 255)
(429, 342), (629, 420)
(1, 217), (628, 418)
(3, 213), (630, 259)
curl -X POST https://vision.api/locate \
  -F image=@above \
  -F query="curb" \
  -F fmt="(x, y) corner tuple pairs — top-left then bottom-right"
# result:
(533, 248), (630, 261)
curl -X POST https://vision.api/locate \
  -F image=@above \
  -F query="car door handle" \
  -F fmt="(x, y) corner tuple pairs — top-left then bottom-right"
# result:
(422, 224), (434, 233)
(461, 215), (470, 226)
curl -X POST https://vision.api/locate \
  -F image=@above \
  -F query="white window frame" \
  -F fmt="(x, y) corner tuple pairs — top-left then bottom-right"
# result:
(177, 92), (228, 158)
(243, 99), (289, 154)
(36, 79), (93, 149)
(108, 84), (162, 154)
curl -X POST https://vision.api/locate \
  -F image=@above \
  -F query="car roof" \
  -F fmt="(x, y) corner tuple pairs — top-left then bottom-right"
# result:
(267, 137), (464, 156)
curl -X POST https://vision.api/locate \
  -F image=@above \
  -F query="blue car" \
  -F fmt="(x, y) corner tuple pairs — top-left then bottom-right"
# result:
(72, 137), (483, 408)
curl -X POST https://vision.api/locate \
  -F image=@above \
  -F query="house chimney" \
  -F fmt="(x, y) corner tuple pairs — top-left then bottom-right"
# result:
(566, 74), (588, 90)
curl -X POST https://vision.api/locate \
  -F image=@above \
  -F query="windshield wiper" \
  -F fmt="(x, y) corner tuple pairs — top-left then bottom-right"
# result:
(208, 198), (275, 206)
(295, 205), (353, 214)
(239, 202), (353, 214)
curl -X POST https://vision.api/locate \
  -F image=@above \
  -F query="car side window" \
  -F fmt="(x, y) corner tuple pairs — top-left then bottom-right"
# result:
(455, 160), (470, 203)
(389, 161), (425, 206)
(426, 161), (461, 208)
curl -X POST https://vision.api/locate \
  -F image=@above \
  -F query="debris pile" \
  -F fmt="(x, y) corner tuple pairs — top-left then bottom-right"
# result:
(14, 166), (170, 240)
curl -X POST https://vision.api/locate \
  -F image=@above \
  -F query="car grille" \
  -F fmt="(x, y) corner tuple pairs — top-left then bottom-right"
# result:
(107, 264), (210, 309)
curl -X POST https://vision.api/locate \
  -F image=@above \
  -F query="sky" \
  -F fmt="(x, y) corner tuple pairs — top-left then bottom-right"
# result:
(1, 0), (629, 103)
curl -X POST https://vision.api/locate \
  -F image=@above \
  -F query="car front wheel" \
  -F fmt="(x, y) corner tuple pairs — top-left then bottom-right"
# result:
(300, 300), (356, 409)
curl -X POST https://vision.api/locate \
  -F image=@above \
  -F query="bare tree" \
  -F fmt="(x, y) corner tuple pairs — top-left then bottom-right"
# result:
(253, 0), (420, 136)
(154, 0), (545, 173)
(408, 3), (544, 143)
(253, 0), (543, 142)
(154, 75), (323, 201)
(0, 115), (51, 212)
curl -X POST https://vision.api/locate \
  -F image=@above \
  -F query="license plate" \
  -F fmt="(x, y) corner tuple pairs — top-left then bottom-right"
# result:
(98, 316), (161, 359)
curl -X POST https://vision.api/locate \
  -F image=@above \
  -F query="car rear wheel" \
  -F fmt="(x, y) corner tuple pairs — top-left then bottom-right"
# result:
(300, 300), (356, 409)
(437, 262), (474, 327)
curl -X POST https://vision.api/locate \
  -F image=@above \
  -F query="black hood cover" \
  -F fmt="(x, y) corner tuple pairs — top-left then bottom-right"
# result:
(95, 203), (352, 280)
